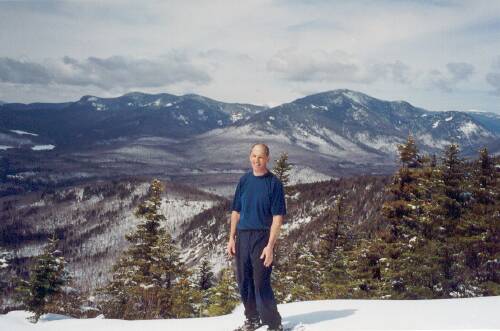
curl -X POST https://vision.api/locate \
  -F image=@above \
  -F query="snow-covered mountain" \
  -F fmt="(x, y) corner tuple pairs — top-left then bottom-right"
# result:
(234, 89), (496, 157)
(1, 89), (499, 194)
(0, 92), (265, 150)
(2, 296), (498, 330)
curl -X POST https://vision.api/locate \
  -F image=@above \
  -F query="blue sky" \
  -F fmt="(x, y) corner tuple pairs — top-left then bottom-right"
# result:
(0, 0), (499, 113)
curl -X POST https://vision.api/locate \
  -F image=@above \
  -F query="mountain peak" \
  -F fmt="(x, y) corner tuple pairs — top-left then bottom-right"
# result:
(79, 95), (100, 102)
(123, 91), (149, 100)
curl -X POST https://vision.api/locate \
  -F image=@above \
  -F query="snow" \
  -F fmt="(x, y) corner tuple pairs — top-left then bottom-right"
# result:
(342, 90), (368, 106)
(2, 296), (498, 330)
(231, 112), (244, 122)
(418, 134), (450, 149)
(432, 120), (440, 129)
(445, 116), (453, 121)
(288, 166), (332, 185)
(0, 145), (14, 150)
(310, 104), (328, 111)
(10, 130), (39, 136)
(91, 102), (107, 111)
(458, 121), (479, 138)
(354, 132), (401, 154)
(31, 145), (55, 151)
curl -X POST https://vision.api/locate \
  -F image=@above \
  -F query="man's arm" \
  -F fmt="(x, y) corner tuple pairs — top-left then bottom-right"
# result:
(260, 215), (283, 267)
(227, 211), (240, 257)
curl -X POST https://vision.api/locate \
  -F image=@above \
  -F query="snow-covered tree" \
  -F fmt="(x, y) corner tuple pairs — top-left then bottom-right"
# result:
(17, 236), (70, 322)
(204, 268), (240, 317)
(287, 244), (322, 302)
(197, 258), (214, 291)
(98, 179), (197, 319)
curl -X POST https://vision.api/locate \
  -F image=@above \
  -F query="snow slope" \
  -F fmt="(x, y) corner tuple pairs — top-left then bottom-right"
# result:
(1, 296), (498, 331)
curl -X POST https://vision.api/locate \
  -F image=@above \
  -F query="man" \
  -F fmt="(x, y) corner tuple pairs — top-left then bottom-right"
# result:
(227, 143), (286, 331)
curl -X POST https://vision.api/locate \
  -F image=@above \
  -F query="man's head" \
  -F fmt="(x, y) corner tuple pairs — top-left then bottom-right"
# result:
(249, 143), (270, 174)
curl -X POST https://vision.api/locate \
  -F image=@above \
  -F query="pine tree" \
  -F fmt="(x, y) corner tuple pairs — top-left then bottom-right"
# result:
(287, 244), (322, 302)
(451, 147), (500, 296)
(0, 250), (12, 307)
(171, 272), (203, 318)
(197, 258), (214, 291)
(17, 236), (69, 322)
(98, 179), (196, 319)
(397, 135), (420, 168)
(204, 268), (240, 316)
(273, 152), (293, 194)
(440, 143), (465, 220)
(317, 194), (352, 298)
(358, 137), (446, 299)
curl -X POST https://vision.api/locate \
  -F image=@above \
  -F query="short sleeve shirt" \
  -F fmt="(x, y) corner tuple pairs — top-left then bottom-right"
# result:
(231, 170), (286, 230)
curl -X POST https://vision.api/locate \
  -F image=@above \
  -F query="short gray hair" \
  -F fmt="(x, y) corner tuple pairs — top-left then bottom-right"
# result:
(250, 143), (269, 156)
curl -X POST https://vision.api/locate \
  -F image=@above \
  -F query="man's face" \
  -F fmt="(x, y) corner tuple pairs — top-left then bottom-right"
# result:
(249, 145), (269, 173)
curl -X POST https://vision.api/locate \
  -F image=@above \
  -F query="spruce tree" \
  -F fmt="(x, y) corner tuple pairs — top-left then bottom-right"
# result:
(361, 137), (446, 299)
(204, 268), (240, 316)
(287, 244), (322, 302)
(98, 179), (194, 319)
(17, 236), (69, 322)
(452, 147), (499, 296)
(197, 258), (214, 291)
(273, 152), (293, 194)
(0, 250), (12, 307)
(318, 194), (352, 298)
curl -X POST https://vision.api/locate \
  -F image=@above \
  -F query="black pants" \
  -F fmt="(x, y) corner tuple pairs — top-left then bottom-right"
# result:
(235, 229), (281, 328)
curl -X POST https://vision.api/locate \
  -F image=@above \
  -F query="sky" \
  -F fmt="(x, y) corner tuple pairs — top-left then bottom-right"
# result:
(0, 0), (500, 113)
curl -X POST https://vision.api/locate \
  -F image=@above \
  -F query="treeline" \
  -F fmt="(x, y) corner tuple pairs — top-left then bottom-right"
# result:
(6, 179), (237, 322)
(272, 138), (499, 301)
(4, 141), (499, 321)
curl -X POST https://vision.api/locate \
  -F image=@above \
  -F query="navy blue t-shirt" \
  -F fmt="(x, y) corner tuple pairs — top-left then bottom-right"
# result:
(231, 170), (286, 230)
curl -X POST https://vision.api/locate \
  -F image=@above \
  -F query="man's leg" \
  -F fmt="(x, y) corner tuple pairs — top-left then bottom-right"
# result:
(235, 231), (259, 321)
(250, 231), (282, 328)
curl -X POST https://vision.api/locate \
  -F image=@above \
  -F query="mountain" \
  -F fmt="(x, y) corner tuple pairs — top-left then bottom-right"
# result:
(1, 89), (498, 195)
(240, 89), (496, 155)
(465, 110), (500, 136)
(177, 89), (498, 178)
(0, 92), (265, 149)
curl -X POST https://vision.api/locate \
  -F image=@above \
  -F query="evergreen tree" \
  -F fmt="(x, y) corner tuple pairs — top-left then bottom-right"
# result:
(98, 179), (197, 319)
(171, 273), (203, 318)
(357, 137), (446, 299)
(204, 268), (240, 316)
(273, 152), (293, 194)
(318, 194), (353, 298)
(0, 250), (12, 307)
(440, 143), (465, 220)
(397, 135), (420, 168)
(287, 244), (322, 302)
(197, 258), (214, 291)
(17, 236), (69, 322)
(451, 147), (500, 296)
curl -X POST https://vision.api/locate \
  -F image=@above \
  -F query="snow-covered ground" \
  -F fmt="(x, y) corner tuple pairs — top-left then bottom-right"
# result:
(1, 297), (498, 331)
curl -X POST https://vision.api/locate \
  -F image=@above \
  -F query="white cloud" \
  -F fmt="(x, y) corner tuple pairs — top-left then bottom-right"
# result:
(0, 0), (499, 113)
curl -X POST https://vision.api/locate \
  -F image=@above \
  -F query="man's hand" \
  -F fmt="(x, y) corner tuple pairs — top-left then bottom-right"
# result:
(227, 238), (236, 257)
(260, 245), (273, 267)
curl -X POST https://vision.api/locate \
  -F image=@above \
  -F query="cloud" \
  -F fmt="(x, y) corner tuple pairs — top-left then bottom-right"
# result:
(486, 72), (500, 95)
(0, 54), (211, 90)
(429, 62), (474, 92)
(267, 48), (413, 85)
(0, 58), (53, 84)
